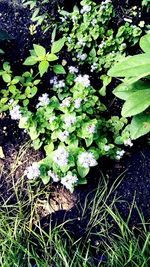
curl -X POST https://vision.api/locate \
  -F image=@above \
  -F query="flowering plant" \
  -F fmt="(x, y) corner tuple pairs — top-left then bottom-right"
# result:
(12, 68), (130, 192)
(59, 0), (142, 73)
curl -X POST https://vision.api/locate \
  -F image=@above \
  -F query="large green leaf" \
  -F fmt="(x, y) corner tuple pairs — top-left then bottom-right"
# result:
(108, 54), (150, 77)
(33, 44), (46, 57)
(113, 80), (150, 100)
(130, 113), (150, 139)
(39, 60), (49, 76)
(23, 56), (38, 65)
(53, 64), (66, 74)
(140, 34), (150, 53)
(122, 89), (150, 117)
(51, 38), (65, 54)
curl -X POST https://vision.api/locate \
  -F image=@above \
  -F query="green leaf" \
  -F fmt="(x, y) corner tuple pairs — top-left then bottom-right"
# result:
(122, 89), (150, 117)
(29, 126), (39, 140)
(130, 113), (150, 139)
(41, 176), (50, 185)
(113, 80), (150, 100)
(33, 44), (46, 57)
(9, 85), (17, 94)
(2, 73), (11, 83)
(44, 142), (54, 155)
(51, 38), (65, 54)
(77, 166), (89, 178)
(39, 60), (49, 77)
(51, 25), (57, 43)
(23, 56), (38, 65)
(140, 34), (150, 53)
(3, 62), (11, 71)
(46, 53), (58, 61)
(0, 48), (4, 54)
(53, 64), (66, 74)
(108, 54), (150, 77)
(23, 99), (29, 106)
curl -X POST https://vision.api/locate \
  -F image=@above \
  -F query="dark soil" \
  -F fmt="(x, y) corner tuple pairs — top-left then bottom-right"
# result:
(0, 0), (149, 246)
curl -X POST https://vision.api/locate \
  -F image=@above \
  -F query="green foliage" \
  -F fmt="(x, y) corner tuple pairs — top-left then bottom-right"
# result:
(108, 33), (150, 140)
(59, 0), (142, 74)
(23, 40), (65, 77)
(0, 64), (40, 112)
(18, 71), (127, 189)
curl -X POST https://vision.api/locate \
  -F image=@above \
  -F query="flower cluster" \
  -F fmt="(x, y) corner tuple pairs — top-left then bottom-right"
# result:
(75, 74), (90, 88)
(116, 150), (125, 160)
(48, 170), (59, 182)
(78, 152), (98, 168)
(36, 93), (50, 108)
(25, 162), (40, 180)
(61, 173), (78, 192)
(53, 147), (69, 167)
(10, 105), (22, 120)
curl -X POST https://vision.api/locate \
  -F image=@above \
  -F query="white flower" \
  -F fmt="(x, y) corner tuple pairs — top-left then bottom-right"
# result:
(98, 41), (106, 49)
(36, 93), (49, 108)
(78, 152), (98, 168)
(91, 19), (97, 26)
(91, 63), (98, 72)
(104, 0), (111, 4)
(8, 99), (14, 105)
(24, 162), (40, 180)
(55, 80), (65, 88)
(74, 98), (82, 109)
(77, 53), (87, 61)
(49, 116), (56, 123)
(138, 21), (145, 28)
(124, 17), (132, 23)
(75, 74), (90, 88)
(104, 145), (111, 152)
(68, 66), (78, 74)
(67, 37), (72, 43)
(87, 125), (96, 134)
(124, 139), (133, 147)
(48, 170), (59, 182)
(77, 39), (86, 46)
(81, 5), (91, 14)
(53, 147), (69, 167)
(61, 173), (78, 192)
(59, 130), (69, 142)
(116, 150), (125, 160)
(10, 105), (21, 120)
(72, 15), (78, 23)
(50, 76), (58, 85)
(61, 97), (72, 108)
(64, 115), (76, 127)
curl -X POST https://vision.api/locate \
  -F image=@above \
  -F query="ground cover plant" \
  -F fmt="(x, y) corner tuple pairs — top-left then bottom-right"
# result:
(0, 0), (150, 266)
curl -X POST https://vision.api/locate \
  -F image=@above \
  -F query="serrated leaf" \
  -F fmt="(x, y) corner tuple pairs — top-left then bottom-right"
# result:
(51, 38), (65, 54)
(23, 56), (38, 65)
(53, 64), (66, 74)
(39, 60), (49, 77)
(33, 44), (46, 57)
(122, 89), (150, 117)
(46, 53), (58, 61)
